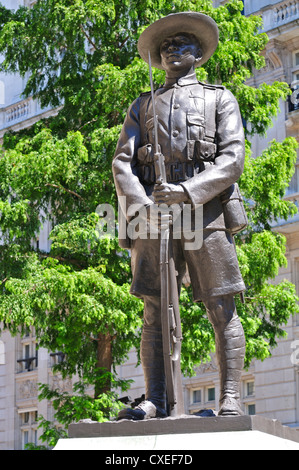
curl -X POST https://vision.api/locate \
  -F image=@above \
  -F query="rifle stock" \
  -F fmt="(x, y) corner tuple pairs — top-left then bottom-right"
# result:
(148, 51), (184, 417)
(154, 151), (167, 185)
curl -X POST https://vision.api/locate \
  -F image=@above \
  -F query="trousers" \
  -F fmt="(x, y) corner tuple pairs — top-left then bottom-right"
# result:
(141, 293), (246, 412)
(131, 230), (245, 302)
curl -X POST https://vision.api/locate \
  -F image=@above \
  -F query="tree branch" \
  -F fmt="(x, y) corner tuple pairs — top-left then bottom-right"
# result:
(118, 34), (130, 50)
(40, 253), (85, 269)
(45, 183), (84, 201)
(79, 24), (98, 51)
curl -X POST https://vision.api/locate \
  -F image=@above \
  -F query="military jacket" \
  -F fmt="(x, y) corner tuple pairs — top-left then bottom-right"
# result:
(112, 72), (245, 245)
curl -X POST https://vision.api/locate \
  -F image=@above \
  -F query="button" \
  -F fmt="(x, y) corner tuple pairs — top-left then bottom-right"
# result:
(172, 130), (179, 137)
(173, 103), (180, 109)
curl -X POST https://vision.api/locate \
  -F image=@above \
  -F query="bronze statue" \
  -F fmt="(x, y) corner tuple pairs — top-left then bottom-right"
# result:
(113, 12), (246, 420)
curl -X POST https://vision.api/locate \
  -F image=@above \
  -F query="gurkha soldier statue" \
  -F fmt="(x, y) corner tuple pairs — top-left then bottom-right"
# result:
(113, 12), (247, 420)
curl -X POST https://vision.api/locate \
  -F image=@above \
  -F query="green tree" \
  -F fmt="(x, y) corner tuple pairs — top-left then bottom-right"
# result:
(0, 0), (298, 447)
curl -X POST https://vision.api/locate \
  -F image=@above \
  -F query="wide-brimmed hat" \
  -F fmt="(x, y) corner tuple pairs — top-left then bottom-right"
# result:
(137, 12), (219, 69)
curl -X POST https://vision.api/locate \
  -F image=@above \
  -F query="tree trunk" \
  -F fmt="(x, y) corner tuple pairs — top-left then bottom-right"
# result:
(95, 331), (112, 398)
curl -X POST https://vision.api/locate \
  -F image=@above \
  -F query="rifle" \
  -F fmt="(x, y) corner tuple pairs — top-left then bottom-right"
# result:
(148, 51), (184, 417)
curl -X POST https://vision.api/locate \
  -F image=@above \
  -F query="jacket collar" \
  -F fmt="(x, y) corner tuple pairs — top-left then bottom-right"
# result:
(164, 72), (198, 88)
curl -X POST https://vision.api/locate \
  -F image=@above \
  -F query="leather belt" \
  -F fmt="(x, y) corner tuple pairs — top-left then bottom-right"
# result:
(138, 161), (196, 185)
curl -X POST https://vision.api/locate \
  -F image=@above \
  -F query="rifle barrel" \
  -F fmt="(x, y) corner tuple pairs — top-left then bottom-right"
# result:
(148, 51), (159, 156)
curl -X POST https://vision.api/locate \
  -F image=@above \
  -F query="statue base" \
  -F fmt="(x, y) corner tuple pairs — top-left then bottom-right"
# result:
(54, 415), (299, 450)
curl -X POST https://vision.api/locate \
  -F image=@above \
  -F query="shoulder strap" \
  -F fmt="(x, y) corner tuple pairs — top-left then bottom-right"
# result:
(138, 91), (151, 145)
(202, 83), (226, 142)
(203, 86), (217, 142)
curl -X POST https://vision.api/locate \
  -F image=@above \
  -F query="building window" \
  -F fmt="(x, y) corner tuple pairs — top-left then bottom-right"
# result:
(22, 430), (29, 449)
(289, 81), (299, 112)
(289, 51), (299, 112)
(246, 381), (255, 397)
(19, 410), (38, 450)
(192, 389), (202, 404)
(286, 165), (299, 196)
(189, 385), (217, 414)
(247, 403), (256, 415)
(50, 351), (65, 366)
(17, 329), (38, 372)
(24, 327), (30, 337)
(243, 380), (255, 416)
(207, 387), (215, 402)
(17, 343), (38, 372)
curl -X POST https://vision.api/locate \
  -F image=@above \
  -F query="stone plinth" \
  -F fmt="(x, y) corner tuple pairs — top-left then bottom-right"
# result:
(53, 415), (299, 450)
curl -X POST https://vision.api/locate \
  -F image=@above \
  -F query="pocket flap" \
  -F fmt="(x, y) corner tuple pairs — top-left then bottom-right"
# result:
(187, 114), (205, 126)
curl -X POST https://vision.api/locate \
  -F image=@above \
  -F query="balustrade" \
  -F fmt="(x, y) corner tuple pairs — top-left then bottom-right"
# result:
(275, 1), (299, 24)
(6, 100), (30, 124)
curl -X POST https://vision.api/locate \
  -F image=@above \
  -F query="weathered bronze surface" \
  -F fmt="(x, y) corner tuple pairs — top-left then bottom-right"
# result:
(113, 12), (247, 420)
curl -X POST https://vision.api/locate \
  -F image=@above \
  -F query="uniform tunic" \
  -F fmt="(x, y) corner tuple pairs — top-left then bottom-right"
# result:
(113, 72), (246, 301)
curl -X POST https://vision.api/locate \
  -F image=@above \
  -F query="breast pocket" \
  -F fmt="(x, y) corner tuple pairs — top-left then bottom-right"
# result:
(186, 114), (205, 141)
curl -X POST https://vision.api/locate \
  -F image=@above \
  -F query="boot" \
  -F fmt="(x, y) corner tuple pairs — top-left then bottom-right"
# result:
(204, 295), (246, 417)
(117, 325), (167, 420)
(216, 314), (246, 416)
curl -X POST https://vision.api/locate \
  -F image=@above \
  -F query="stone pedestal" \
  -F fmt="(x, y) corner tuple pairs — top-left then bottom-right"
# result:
(54, 415), (299, 450)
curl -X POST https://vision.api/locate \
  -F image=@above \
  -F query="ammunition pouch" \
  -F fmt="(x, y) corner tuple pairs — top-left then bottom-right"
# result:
(195, 140), (217, 162)
(186, 139), (216, 162)
(137, 143), (156, 164)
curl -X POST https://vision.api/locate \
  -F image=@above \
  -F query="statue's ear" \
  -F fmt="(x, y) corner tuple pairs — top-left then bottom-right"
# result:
(195, 47), (203, 62)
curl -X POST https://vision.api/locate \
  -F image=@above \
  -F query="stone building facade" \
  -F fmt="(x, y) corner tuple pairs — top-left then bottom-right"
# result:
(1, 0), (299, 450)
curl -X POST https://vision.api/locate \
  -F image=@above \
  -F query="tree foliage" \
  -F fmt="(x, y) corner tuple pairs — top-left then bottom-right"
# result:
(0, 0), (298, 447)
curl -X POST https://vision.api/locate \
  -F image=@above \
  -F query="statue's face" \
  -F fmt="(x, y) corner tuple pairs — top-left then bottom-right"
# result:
(159, 33), (202, 74)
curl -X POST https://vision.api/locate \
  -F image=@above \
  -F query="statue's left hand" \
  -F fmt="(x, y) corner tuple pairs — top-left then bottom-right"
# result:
(153, 183), (190, 205)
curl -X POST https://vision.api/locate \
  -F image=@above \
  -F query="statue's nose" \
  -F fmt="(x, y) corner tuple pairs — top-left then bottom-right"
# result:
(167, 43), (178, 52)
